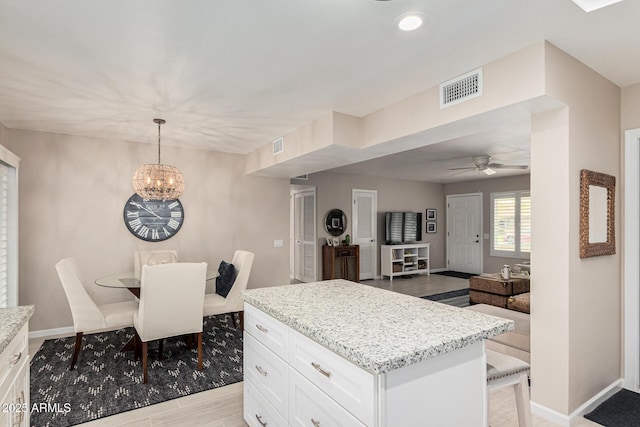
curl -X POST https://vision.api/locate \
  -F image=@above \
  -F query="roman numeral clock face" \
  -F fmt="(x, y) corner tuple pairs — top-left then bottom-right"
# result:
(123, 194), (184, 242)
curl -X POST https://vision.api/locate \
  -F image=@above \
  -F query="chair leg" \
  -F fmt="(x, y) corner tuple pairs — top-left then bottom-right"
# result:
(514, 372), (532, 427)
(158, 339), (164, 361)
(238, 311), (244, 330)
(142, 341), (148, 384)
(70, 332), (83, 370)
(197, 332), (203, 370)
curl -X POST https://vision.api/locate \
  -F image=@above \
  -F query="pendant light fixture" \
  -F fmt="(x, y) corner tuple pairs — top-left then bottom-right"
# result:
(132, 118), (184, 200)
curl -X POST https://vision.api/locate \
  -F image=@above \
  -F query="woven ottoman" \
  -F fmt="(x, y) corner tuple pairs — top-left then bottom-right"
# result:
(469, 274), (530, 308)
(508, 292), (530, 314)
(467, 303), (530, 363)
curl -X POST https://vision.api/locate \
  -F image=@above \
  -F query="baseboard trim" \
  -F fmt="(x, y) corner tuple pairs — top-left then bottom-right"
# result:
(531, 378), (623, 426)
(29, 326), (74, 339)
(430, 267), (446, 273)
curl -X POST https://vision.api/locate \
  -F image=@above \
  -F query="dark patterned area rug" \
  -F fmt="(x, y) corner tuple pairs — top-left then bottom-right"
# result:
(30, 314), (243, 427)
(422, 288), (470, 307)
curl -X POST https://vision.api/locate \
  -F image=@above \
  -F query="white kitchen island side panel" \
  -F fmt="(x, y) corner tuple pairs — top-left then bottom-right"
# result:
(380, 340), (487, 427)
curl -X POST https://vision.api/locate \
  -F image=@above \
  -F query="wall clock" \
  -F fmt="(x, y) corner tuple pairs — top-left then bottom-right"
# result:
(123, 193), (184, 242)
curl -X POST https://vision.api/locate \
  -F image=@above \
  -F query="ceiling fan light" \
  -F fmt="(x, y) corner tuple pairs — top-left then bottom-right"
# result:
(397, 13), (424, 31)
(483, 167), (497, 176)
(571, 0), (623, 12)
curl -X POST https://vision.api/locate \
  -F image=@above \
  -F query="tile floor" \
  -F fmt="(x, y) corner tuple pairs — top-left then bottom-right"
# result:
(28, 273), (601, 426)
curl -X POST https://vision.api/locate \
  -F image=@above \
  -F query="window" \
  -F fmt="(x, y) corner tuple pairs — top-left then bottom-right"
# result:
(0, 147), (19, 308)
(491, 191), (530, 258)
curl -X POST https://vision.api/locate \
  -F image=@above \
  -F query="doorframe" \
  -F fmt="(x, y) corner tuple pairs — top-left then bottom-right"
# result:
(624, 128), (640, 391)
(290, 186), (317, 282)
(352, 189), (378, 280)
(445, 192), (483, 274)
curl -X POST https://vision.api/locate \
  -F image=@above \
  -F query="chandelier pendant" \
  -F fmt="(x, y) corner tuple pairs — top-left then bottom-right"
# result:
(132, 118), (184, 201)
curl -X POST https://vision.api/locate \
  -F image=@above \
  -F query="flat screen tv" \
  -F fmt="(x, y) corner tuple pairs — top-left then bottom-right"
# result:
(385, 212), (422, 244)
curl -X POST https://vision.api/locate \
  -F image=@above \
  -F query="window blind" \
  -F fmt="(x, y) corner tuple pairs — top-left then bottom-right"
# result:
(491, 191), (531, 258)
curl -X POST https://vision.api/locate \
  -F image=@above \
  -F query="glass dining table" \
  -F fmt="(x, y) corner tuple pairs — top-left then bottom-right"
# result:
(95, 270), (220, 298)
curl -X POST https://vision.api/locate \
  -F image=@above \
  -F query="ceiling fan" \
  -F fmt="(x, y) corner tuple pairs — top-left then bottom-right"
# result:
(447, 155), (528, 176)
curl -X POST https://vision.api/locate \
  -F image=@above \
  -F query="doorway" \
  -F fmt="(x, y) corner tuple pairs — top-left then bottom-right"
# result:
(352, 189), (377, 280)
(291, 187), (317, 282)
(624, 128), (640, 391)
(446, 193), (483, 274)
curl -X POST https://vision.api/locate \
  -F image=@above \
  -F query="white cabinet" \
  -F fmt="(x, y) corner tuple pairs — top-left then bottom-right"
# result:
(243, 302), (488, 427)
(0, 323), (30, 427)
(381, 243), (430, 281)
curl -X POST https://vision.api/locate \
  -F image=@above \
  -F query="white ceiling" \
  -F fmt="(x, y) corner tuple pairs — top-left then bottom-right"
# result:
(0, 0), (637, 180)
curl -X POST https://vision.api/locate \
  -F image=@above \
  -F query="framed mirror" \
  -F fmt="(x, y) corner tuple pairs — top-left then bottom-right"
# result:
(325, 209), (347, 236)
(580, 169), (616, 258)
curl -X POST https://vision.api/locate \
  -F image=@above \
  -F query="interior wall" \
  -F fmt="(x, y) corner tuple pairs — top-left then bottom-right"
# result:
(622, 83), (640, 130)
(4, 128), (291, 332)
(294, 171), (445, 279)
(443, 174), (531, 273)
(530, 44), (621, 415)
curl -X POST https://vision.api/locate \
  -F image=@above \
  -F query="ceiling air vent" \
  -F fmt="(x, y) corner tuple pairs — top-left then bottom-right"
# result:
(272, 137), (284, 155)
(439, 68), (483, 109)
(292, 174), (308, 180)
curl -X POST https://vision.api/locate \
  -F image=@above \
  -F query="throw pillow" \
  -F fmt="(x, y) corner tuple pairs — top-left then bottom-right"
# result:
(215, 260), (237, 298)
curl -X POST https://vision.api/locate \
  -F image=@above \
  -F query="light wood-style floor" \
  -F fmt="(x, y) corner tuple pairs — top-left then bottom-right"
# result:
(28, 273), (599, 426)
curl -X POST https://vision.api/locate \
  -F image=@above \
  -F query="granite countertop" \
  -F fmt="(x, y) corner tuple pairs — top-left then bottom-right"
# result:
(0, 305), (35, 354)
(243, 280), (513, 374)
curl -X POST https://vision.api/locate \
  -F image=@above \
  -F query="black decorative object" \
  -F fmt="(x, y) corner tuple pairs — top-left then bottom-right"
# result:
(30, 314), (243, 427)
(216, 260), (237, 297)
(325, 209), (347, 236)
(123, 193), (184, 241)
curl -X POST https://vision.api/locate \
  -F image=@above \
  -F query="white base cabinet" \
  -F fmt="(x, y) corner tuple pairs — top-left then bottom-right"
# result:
(0, 323), (30, 427)
(243, 302), (488, 427)
(381, 243), (430, 281)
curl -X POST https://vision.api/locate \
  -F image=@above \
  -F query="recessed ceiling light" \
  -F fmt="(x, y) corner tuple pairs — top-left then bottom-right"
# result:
(571, 0), (624, 12)
(397, 13), (423, 31)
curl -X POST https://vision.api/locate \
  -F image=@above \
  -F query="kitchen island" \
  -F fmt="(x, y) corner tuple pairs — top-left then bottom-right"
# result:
(242, 280), (513, 427)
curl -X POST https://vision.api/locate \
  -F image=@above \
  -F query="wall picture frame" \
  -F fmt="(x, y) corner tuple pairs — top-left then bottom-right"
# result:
(579, 169), (616, 258)
(326, 237), (333, 246)
(426, 209), (437, 221)
(427, 222), (437, 233)
(332, 237), (340, 246)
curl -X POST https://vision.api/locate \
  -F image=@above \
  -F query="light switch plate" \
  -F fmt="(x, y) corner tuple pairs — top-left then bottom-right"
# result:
(273, 239), (284, 248)
(484, 233), (489, 239)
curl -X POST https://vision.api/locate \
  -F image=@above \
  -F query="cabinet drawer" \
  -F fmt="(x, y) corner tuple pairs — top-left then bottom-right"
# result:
(335, 247), (356, 258)
(289, 368), (365, 427)
(244, 333), (288, 417)
(244, 380), (288, 427)
(245, 303), (288, 359)
(288, 328), (375, 426)
(0, 323), (27, 396)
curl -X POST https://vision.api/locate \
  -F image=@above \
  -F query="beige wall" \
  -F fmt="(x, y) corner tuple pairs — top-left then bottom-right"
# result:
(443, 174), (531, 273)
(531, 44), (621, 414)
(622, 83), (640, 131)
(5, 129), (290, 332)
(295, 172), (445, 278)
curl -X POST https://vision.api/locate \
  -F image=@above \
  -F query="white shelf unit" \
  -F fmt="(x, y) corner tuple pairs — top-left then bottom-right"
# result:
(381, 243), (430, 281)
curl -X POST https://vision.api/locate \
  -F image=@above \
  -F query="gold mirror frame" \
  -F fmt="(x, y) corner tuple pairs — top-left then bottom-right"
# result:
(579, 169), (616, 258)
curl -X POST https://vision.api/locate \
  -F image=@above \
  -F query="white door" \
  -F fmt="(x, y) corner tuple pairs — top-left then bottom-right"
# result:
(446, 193), (482, 274)
(352, 189), (377, 280)
(293, 189), (316, 282)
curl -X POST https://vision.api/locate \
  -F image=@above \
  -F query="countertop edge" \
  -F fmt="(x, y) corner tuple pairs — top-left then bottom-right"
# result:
(0, 305), (35, 355)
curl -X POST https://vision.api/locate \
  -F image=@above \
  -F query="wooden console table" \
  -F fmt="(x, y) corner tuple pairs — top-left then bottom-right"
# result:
(322, 245), (360, 282)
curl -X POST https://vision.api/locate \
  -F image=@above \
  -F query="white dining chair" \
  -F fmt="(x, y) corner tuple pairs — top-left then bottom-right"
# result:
(134, 262), (207, 383)
(133, 250), (178, 279)
(55, 257), (138, 370)
(203, 250), (254, 329)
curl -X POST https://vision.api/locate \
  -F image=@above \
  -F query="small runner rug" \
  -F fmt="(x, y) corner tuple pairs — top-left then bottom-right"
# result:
(433, 271), (478, 280)
(30, 314), (243, 427)
(421, 288), (470, 307)
(584, 389), (640, 426)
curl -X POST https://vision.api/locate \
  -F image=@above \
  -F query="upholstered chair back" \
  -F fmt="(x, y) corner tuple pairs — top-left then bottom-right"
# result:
(135, 262), (207, 342)
(55, 258), (106, 332)
(224, 250), (255, 311)
(134, 250), (178, 279)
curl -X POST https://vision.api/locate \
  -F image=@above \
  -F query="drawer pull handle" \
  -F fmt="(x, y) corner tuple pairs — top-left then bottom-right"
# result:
(311, 418), (321, 427)
(255, 365), (268, 377)
(255, 414), (268, 426)
(9, 351), (22, 365)
(256, 324), (268, 333)
(311, 362), (331, 378)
